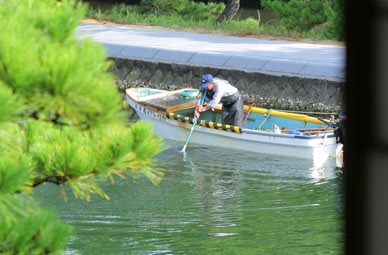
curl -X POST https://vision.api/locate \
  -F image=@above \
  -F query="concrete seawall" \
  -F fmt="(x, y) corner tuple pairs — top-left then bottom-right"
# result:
(111, 57), (344, 113)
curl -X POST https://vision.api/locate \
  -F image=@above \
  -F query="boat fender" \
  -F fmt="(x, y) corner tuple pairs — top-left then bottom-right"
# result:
(166, 112), (242, 134)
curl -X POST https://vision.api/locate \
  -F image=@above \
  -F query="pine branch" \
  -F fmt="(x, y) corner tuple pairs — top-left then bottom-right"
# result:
(32, 176), (67, 187)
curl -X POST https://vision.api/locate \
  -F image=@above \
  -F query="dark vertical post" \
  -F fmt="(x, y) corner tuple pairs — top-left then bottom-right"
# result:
(345, 0), (388, 254)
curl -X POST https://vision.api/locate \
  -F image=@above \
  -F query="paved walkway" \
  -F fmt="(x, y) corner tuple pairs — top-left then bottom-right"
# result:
(76, 23), (346, 80)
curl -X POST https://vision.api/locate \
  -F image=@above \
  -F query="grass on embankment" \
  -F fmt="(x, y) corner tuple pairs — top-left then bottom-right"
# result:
(85, 3), (342, 43)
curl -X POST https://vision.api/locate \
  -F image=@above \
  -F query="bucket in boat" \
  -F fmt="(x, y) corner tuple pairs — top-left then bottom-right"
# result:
(182, 88), (199, 98)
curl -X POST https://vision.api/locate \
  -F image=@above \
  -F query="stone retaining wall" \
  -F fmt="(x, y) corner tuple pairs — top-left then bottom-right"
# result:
(110, 57), (345, 114)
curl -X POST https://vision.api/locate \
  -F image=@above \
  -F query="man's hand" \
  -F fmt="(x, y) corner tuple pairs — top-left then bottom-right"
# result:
(199, 105), (211, 112)
(194, 107), (200, 119)
(194, 105), (210, 119)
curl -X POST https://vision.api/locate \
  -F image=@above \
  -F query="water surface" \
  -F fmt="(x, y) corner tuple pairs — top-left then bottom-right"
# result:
(34, 141), (344, 255)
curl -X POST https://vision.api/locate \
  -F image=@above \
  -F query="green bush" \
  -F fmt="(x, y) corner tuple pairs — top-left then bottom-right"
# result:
(140, 0), (189, 15)
(262, 0), (345, 40)
(226, 17), (260, 36)
(322, 0), (345, 40)
(262, 0), (329, 32)
(179, 1), (225, 21)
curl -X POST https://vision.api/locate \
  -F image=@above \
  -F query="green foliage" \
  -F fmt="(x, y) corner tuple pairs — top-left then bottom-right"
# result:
(262, 0), (329, 32)
(179, 1), (225, 21)
(322, 0), (345, 41)
(0, 82), (24, 124)
(0, 0), (165, 254)
(0, 205), (71, 255)
(226, 17), (260, 36)
(86, 1), (344, 42)
(262, 0), (345, 40)
(140, 0), (189, 15)
(0, 1), (123, 129)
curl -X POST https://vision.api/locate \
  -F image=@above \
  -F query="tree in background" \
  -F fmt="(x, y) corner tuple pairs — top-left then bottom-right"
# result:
(216, 0), (240, 23)
(0, 0), (164, 254)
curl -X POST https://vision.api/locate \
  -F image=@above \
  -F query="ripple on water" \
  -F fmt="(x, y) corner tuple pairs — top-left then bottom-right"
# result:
(33, 140), (343, 255)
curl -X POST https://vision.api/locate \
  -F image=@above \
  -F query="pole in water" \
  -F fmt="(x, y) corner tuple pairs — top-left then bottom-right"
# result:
(177, 90), (207, 154)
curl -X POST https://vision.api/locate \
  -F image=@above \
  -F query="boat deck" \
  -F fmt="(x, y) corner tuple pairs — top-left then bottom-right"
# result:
(143, 93), (198, 109)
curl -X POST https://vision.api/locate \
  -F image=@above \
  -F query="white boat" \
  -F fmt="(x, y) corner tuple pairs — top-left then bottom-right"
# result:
(126, 88), (343, 164)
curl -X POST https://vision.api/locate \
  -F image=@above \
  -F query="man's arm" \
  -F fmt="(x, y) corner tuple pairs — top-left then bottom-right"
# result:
(194, 103), (209, 118)
(207, 84), (223, 109)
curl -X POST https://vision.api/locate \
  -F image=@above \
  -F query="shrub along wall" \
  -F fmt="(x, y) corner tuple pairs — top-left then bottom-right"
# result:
(110, 57), (344, 114)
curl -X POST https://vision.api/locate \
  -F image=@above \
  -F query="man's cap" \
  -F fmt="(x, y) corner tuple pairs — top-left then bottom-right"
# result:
(200, 74), (213, 89)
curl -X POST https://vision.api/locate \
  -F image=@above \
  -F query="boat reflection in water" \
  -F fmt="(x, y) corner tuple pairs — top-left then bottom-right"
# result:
(169, 138), (342, 184)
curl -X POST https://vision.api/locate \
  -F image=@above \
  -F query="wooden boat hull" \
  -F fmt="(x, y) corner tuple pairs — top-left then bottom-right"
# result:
(126, 88), (341, 163)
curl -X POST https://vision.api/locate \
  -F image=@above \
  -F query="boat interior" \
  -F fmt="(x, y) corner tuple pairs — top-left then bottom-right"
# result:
(128, 88), (335, 135)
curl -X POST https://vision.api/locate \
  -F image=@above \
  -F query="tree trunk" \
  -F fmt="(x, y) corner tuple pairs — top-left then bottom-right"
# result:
(216, 0), (240, 23)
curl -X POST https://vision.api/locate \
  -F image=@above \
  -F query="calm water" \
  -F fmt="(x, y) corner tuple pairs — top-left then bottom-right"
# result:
(34, 140), (344, 255)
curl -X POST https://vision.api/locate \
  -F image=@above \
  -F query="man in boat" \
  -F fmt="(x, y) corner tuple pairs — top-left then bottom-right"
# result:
(194, 74), (244, 128)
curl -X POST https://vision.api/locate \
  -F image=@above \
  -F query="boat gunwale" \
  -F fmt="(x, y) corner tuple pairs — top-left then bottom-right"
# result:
(241, 127), (335, 139)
